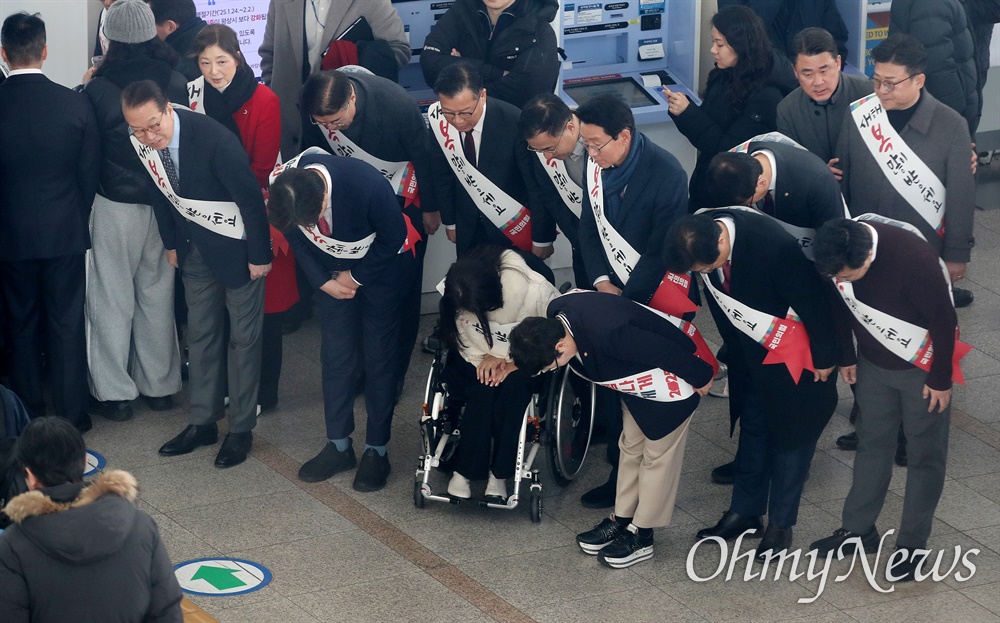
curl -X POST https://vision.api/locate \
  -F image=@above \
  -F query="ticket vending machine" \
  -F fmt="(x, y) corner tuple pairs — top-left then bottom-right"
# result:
(557, 1), (701, 125)
(391, 0), (703, 125)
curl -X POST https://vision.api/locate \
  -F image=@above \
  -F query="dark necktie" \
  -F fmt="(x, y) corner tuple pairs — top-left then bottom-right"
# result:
(760, 191), (775, 216)
(159, 149), (180, 190)
(722, 260), (732, 293)
(463, 131), (477, 168)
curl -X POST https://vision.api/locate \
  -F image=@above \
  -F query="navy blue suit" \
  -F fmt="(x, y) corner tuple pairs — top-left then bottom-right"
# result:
(702, 209), (840, 527)
(284, 154), (416, 445)
(746, 141), (845, 230)
(548, 292), (714, 440)
(577, 135), (688, 304)
(146, 109), (272, 289)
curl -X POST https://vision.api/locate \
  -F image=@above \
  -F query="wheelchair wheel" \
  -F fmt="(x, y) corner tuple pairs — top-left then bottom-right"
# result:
(545, 366), (595, 486)
(529, 488), (542, 523)
(413, 479), (425, 508)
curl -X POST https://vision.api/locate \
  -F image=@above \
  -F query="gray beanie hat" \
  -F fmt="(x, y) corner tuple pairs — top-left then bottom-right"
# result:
(103, 0), (158, 44)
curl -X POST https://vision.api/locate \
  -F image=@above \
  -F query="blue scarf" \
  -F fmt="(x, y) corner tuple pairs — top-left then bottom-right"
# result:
(601, 131), (644, 224)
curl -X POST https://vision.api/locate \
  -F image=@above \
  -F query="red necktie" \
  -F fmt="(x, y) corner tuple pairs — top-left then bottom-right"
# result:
(463, 131), (477, 168)
(722, 260), (732, 293)
(318, 211), (331, 236)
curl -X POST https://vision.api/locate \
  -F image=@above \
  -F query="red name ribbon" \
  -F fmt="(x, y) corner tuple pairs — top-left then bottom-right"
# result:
(680, 318), (720, 377)
(760, 313), (815, 383)
(402, 213), (420, 256)
(649, 271), (700, 317)
(913, 328), (972, 385)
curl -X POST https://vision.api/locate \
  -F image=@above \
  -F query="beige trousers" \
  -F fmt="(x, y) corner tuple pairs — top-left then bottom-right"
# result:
(614, 402), (691, 528)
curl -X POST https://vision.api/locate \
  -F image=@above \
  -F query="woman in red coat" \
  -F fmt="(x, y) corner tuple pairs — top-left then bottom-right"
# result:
(191, 24), (297, 411)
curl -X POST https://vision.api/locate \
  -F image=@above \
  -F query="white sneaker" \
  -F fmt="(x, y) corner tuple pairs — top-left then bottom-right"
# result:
(447, 472), (472, 498)
(485, 472), (508, 499)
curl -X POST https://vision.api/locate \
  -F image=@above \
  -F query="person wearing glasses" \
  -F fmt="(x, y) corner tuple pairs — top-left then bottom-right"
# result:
(79, 0), (187, 423)
(509, 291), (714, 569)
(426, 60), (555, 279)
(572, 94), (690, 510)
(122, 79), (272, 469)
(519, 93), (589, 289)
(300, 68), (439, 400)
(835, 34), (975, 311)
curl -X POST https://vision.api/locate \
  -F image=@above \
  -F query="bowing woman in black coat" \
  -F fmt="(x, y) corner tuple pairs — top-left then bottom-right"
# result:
(663, 5), (797, 211)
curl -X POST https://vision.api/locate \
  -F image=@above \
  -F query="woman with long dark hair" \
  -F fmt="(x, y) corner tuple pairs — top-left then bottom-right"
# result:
(190, 24), (296, 412)
(80, 0), (187, 421)
(438, 246), (560, 500)
(663, 5), (797, 210)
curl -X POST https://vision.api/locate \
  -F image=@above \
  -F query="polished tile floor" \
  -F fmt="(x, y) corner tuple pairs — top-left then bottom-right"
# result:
(83, 209), (1000, 623)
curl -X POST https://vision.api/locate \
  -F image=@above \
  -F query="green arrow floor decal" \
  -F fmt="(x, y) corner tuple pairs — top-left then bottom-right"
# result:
(190, 565), (247, 591)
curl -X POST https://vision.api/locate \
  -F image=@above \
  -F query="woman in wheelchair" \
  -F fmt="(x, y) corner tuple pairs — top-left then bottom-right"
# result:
(438, 246), (561, 501)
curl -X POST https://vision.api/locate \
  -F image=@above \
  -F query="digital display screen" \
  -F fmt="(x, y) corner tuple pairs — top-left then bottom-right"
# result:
(563, 77), (659, 109)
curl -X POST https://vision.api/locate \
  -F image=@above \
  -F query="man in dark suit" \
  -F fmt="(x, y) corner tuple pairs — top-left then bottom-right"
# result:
(575, 94), (690, 508)
(122, 80), (272, 468)
(426, 60), (554, 279)
(0, 13), (101, 432)
(267, 152), (416, 492)
(664, 209), (842, 558)
(145, 0), (206, 81)
(519, 93), (588, 289)
(300, 68), (438, 400)
(707, 140), (846, 239)
(510, 291), (714, 569)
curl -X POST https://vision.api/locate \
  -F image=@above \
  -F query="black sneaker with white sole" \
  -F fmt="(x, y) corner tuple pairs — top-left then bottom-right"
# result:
(598, 525), (654, 569)
(576, 516), (627, 555)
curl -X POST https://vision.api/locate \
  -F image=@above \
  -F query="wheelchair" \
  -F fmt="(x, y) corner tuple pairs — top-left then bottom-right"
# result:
(413, 345), (596, 522)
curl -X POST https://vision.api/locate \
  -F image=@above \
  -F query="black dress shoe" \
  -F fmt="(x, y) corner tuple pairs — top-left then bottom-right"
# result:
(810, 526), (880, 556)
(143, 395), (174, 411)
(74, 414), (93, 434)
(711, 461), (735, 485)
(158, 424), (219, 456)
(581, 469), (617, 508)
(755, 524), (793, 560)
(696, 511), (763, 541)
(352, 448), (391, 492)
(298, 442), (357, 482)
(836, 431), (859, 451)
(89, 399), (133, 422)
(214, 432), (252, 468)
(953, 287), (974, 309)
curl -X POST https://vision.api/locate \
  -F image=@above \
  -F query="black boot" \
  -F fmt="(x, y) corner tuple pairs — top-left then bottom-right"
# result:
(581, 467), (617, 509)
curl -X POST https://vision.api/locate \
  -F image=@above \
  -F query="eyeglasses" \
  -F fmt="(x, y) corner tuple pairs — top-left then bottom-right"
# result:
(583, 137), (614, 155)
(128, 112), (166, 139)
(873, 74), (919, 93)
(441, 96), (481, 119)
(311, 106), (352, 131)
(526, 123), (568, 154)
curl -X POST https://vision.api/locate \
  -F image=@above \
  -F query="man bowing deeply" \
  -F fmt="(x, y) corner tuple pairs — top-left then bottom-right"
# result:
(122, 80), (272, 469)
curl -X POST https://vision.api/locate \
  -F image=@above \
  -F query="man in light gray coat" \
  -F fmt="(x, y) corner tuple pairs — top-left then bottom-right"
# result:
(258, 0), (410, 159)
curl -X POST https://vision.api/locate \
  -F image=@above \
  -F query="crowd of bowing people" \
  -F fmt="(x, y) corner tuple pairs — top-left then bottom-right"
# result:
(0, 0), (985, 580)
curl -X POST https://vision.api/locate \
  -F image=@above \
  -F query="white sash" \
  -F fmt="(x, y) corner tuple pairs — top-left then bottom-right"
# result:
(459, 317), (518, 358)
(558, 291), (698, 402)
(129, 135), (246, 240)
(850, 94), (945, 236)
(269, 147), (378, 259)
(836, 279), (937, 368)
(730, 131), (807, 153)
(700, 273), (798, 346)
(537, 153), (583, 219)
(426, 102), (531, 244)
(187, 76), (205, 114)
(318, 129), (419, 202)
(586, 157), (639, 284)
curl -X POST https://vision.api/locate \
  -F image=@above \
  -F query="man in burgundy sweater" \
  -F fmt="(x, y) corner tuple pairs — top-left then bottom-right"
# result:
(809, 217), (958, 582)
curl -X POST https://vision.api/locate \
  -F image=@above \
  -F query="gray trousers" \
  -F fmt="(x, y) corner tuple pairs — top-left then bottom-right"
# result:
(86, 195), (181, 401)
(843, 355), (951, 549)
(182, 243), (264, 433)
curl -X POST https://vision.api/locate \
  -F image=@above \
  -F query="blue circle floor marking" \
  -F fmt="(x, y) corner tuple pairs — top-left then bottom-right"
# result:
(84, 451), (106, 476)
(174, 558), (273, 596)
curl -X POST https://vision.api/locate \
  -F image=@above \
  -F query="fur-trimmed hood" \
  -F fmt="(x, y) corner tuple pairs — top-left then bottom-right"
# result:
(2, 470), (141, 564)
